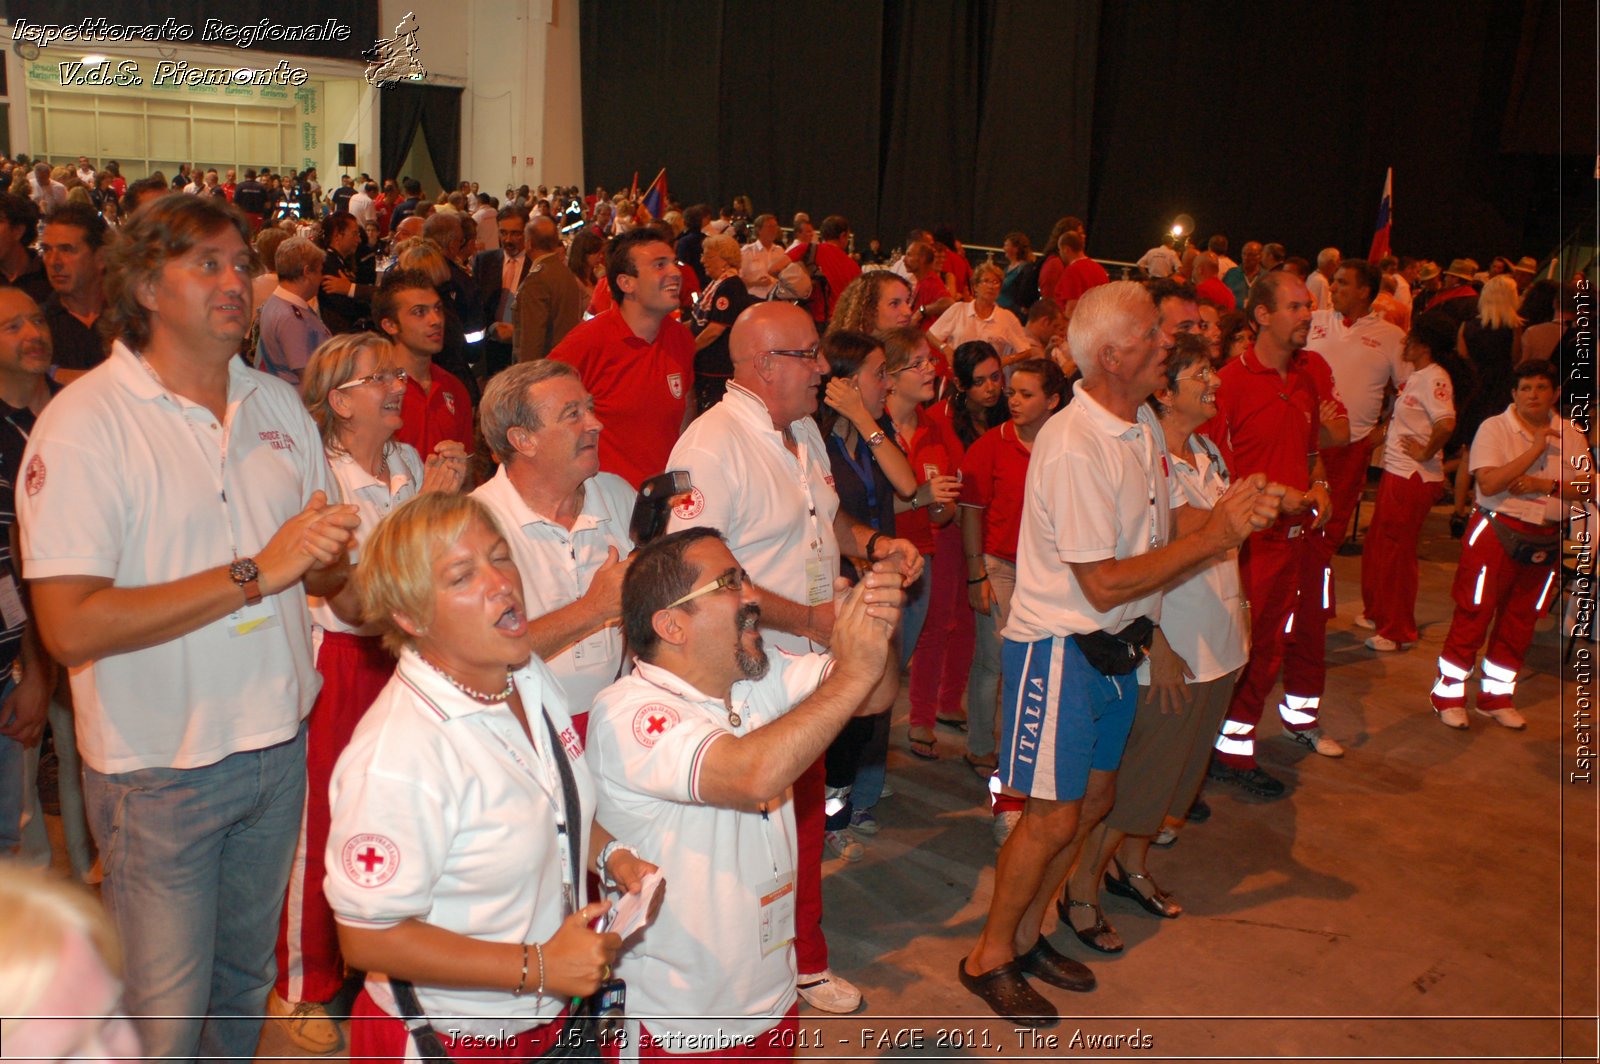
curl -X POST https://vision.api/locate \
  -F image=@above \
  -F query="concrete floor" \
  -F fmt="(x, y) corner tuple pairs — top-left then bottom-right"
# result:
(39, 502), (1592, 1061)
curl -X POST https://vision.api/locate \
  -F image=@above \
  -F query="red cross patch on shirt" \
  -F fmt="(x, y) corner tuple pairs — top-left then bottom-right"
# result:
(632, 703), (680, 748)
(341, 833), (401, 888)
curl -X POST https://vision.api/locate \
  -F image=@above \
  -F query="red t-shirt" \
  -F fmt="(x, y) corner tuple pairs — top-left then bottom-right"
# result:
(895, 408), (963, 554)
(943, 248), (973, 300)
(1203, 345), (1343, 492)
(396, 364), (474, 460)
(911, 274), (952, 332)
(1055, 256), (1110, 305)
(1195, 277), (1237, 310)
(960, 420), (1032, 561)
(787, 242), (860, 321)
(549, 308), (695, 488)
(1037, 255), (1064, 307)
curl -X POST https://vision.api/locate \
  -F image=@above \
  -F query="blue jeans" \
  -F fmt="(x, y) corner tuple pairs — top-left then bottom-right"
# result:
(85, 726), (306, 1064)
(850, 555), (934, 812)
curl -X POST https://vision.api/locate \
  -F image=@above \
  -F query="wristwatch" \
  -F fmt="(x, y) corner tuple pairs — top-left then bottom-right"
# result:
(864, 430), (887, 448)
(229, 557), (263, 606)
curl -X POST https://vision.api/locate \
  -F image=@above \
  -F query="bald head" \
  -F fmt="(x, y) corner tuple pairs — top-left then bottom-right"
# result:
(730, 302), (822, 426)
(393, 215), (425, 243)
(1192, 252), (1219, 281)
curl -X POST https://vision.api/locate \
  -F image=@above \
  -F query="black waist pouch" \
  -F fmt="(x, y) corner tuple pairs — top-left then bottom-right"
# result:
(1071, 616), (1155, 676)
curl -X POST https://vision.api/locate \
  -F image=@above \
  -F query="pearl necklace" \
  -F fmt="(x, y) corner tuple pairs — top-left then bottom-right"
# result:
(420, 654), (515, 704)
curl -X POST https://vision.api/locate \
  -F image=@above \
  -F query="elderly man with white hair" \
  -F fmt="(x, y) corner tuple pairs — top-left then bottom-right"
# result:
(1307, 246), (1341, 310)
(959, 281), (1282, 1028)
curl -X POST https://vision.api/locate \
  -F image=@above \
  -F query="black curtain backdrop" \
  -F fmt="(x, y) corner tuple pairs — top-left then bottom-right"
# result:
(581, 2), (1591, 264)
(380, 84), (462, 192)
(7, 1), (379, 63)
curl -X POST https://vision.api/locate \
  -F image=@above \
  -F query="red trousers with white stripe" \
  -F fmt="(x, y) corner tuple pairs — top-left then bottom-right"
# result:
(1432, 513), (1558, 711)
(1321, 434), (1378, 549)
(1218, 528), (1329, 768)
(275, 632), (395, 1003)
(1361, 472), (1444, 644)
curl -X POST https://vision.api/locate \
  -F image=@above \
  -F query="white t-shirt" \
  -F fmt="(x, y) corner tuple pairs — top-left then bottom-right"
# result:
(1382, 363), (1455, 483)
(927, 301), (1037, 362)
(310, 445), (424, 635)
(1159, 436), (1248, 683)
(1004, 382), (1178, 641)
(587, 650), (831, 1048)
(1305, 309), (1407, 440)
(326, 649), (591, 1037)
(667, 383), (840, 654)
(471, 467), (636, 715)
(19, 342), (334, 773)
(1137, 246), (1180, 279)
(1470, 405), (1587, 524)
(739, 242), (789, 300)
(473, 205), (499, 251)
(1306, 270), (1332, 311)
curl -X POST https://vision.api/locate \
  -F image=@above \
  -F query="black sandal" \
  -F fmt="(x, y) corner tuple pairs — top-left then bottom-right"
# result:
(1056, 897), (1123, 954)
(1104, 859), (1182, 919)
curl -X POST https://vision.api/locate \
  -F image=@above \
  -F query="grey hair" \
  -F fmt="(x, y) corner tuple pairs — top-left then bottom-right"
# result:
(478, 360), (580, 462)
(274, 236), (325, 281)
(1067, 281), (1154, 381)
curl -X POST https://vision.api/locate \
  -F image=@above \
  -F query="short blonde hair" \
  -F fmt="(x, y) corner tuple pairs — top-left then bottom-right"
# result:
(358, 494), (509, 654)
(0, 862), (123, 1040)
(396, 239), (450, 287)
(301, 332), (399, 450)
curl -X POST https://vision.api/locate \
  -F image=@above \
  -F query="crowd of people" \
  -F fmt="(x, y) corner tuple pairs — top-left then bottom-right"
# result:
(0, 160), (1589, 1058)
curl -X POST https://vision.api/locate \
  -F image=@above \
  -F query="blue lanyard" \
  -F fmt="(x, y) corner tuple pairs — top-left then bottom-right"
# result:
(830, 430), (881, 530)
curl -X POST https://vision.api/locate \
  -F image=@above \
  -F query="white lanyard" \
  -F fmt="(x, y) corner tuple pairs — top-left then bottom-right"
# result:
(139, 356), (244, 560)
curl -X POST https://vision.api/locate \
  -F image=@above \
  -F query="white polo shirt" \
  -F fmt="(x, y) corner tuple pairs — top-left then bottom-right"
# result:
(1470, 405), (1587, 525)
(326, 648), (591, 1037)
(311, 444), (424, 635)
(1383, 363), (1455, 483)
(471, 467), (635, 715)
(19, 341), (334, 773)
(1161, 436), (1248, 683)
(927, 301), (1037, 362)
(587, 650), (831, 1049)
(1305, 309), (1407, 441)
(667, 383), (840, 654)
(1004, 382), (1177, 642)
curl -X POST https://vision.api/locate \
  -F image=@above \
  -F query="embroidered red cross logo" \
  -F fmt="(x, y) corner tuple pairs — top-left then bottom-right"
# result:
(356, 846), (385, 873)
(647, 714), (668, 734)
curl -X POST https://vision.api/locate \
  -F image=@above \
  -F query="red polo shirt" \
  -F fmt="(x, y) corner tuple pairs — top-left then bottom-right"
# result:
(893, 410), (961, 554)
(1055, 256), (1110, 305)
(1204, 344), (1342, 491)
(397, 364), (474, 460)
(550, 307), (695, 488)
(911, 274), (952, 332)
(960, 420), (1032, 561)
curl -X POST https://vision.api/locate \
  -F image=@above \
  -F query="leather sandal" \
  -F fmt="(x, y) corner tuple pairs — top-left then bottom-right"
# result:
(1056, 897), (1123, 954)
(908, 728), (938, 760)
(1104, 859), (1182, 919)
(957, 958), (1059, 1027)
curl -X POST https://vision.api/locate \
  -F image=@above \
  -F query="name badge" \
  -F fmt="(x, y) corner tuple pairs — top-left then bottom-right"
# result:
(804, 558), (831, 606)
(0, 573), (24, 630)
(757, 873), (796, 957)
(571, 629), (613, 669)
(226, 600), (279, 638)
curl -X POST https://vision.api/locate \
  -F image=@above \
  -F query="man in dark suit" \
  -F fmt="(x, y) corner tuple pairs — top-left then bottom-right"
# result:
(317, 212), (373, 335)
(514, 215), (584, 365)
(472, 205), (530, 379)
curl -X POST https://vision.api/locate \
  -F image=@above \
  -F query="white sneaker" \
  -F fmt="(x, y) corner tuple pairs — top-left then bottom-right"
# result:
(267, 992), (343, 1054)
(1365, 635), (1404, 652)
(1475, 706), (1527, 730)
(823, 829), (865, 862)
(1353, 614), (1377, 630)
(797, 969), (863, 1013)
(992, 809), (1022, 846)
(1436, 706), (1470, 730)
(1287, 727), (1344, 758)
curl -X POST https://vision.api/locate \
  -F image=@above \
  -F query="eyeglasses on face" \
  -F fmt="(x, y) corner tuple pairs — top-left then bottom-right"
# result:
(337, 368), (409, 390)
(764, 346), (821, 362)
(665, 567), (748, 609)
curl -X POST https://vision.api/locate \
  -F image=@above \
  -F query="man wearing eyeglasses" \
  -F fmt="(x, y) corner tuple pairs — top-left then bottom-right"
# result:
(663, 300), (923, 1015)
(587, 526), (903, 1051)
(471, 360), (634, 738)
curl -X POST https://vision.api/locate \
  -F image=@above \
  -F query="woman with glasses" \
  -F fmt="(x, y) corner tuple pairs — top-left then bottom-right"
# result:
(1058, 334), (1249, 953)
(815, 330), (919, 858)
(927, 262), (1042, 371)
(269, 334), (467, 1051)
